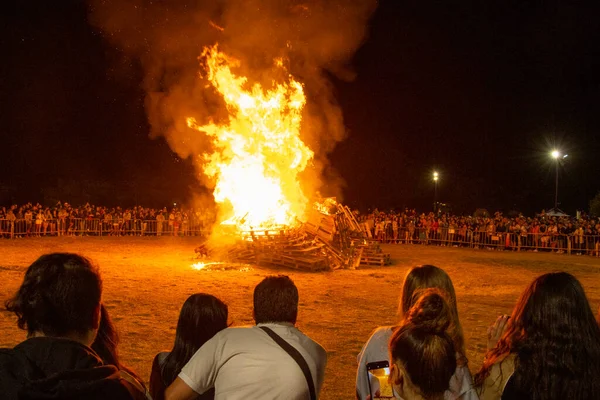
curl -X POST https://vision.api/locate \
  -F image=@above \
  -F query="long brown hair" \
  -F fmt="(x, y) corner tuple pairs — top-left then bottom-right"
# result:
(390, 289), (457, 399)
(399, 265), (465, 359)
(474, 272), (600, 399)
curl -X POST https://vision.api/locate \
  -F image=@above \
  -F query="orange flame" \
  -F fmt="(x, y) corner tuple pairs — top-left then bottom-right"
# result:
(188, 45), (314, 231)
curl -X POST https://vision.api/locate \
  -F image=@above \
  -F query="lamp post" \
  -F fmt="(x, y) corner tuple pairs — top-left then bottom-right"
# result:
(550, 150), (568, 210)
(551, 150), (559, 210)
(433, 171), (439, 214)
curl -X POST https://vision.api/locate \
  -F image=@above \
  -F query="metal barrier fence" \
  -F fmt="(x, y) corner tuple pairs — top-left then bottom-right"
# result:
(366, 226), (600, 256)
(0, 218), (210, 238)
(2, 218), (599, 256)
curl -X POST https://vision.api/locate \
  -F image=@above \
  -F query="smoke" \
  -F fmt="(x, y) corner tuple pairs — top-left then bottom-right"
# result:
(89, 0), (377, 199)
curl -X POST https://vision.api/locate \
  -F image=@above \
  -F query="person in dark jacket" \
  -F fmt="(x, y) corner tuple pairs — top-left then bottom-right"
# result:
(0, 252), (146, 400)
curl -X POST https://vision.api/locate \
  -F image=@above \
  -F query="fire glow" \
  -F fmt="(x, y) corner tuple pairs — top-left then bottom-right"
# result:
(188, 45), (314, 232)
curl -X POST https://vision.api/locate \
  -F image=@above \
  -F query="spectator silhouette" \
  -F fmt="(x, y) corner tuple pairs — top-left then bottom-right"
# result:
(388, 289), (458, 400)
(475, 272), (600, 399)
(0, 253), (146, 400)
(165, 275), (327, 400)
(356, 265), (476, 400)
(150, 294), (228, 400)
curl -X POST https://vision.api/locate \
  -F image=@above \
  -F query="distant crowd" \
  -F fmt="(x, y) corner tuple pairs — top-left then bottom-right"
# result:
(0, 202), (215, 237)
(359, 209), (600, 255)
(2, 202), (600, 255)
(1, 254), (600, 400)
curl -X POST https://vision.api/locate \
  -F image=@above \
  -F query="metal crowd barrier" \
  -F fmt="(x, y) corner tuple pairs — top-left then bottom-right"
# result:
(0, 218), (210, 238)
(360, 224), (600, 256)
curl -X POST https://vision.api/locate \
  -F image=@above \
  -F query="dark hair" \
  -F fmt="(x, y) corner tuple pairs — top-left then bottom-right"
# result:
(253, 275), (298, 324)
(400, 265), (465, 359)
(92, 304), (145, 386)
(474, 272), (600, 399)
(390, 289), (457, 399)
(5, 253), (102, 336)
(158, 294), (228, 387)
(91, 304), (120, 366)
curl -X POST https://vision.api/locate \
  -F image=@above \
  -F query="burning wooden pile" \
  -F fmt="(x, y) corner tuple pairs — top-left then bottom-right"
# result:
(195, 200), (391, 271)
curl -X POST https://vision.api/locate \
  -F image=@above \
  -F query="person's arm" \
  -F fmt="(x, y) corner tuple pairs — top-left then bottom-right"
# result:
(164, 378), (198, 400)
(165, 332), (223, 400)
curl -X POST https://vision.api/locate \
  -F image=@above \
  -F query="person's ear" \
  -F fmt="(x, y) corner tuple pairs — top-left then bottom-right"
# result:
(390, 363), (405, 393)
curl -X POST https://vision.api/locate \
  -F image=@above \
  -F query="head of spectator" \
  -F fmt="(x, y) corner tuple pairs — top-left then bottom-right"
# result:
(1, 253), (147, 400)
(399, 265), (465, 359)
(253, 275), (298, 325)
(151, 293), (228, 398)
(389, 289), (457, 400)
(475, 272), (600, 399)
(5, 253), (101, 346)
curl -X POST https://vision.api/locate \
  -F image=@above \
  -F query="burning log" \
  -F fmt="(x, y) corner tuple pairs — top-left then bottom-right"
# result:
(195, 199), (391, 271)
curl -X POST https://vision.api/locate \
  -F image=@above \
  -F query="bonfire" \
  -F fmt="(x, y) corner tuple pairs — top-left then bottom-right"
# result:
(188, 45), (389, 271)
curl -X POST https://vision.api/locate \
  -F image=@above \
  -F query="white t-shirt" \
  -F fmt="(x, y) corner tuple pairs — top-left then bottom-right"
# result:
(179, 323), (327, 400)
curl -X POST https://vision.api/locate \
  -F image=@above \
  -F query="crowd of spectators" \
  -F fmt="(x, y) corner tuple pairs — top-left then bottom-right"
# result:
(358, 209), (600, 255)
(2, 254), (600, 400)
(2, 201), (600, 255)
(0, 202), (215, 237)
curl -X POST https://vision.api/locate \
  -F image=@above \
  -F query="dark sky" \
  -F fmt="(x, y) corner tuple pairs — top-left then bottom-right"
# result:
(2, 0), (599, 214)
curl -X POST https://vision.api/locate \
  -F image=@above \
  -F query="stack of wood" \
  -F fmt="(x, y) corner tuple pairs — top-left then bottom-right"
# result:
(195, 199), (392, 271)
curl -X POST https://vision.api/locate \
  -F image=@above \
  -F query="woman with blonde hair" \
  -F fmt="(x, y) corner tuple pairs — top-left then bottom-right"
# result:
(356, 265), (476, 400)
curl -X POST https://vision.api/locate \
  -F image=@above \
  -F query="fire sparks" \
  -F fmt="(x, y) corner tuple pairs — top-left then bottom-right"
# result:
(188, 45), (314, 232)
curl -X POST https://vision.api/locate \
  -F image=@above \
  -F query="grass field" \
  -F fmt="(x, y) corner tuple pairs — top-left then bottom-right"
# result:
(1, 237), (599, 399)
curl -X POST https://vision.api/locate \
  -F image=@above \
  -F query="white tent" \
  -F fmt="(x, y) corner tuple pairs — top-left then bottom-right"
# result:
(544, 208), (569, 217)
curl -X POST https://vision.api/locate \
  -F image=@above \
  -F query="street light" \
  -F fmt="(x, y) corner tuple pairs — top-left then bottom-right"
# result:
(550, 150), (568, 210)
(433, 171), (439, 213)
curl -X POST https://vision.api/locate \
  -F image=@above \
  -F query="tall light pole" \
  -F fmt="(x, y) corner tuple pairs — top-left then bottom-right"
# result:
(551, 150), (559, 210)
(433, 171), (439, 214)
(550, 150), (568, 210)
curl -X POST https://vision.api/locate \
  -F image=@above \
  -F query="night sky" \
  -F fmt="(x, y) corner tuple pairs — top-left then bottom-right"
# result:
(2, 0), (599, 214)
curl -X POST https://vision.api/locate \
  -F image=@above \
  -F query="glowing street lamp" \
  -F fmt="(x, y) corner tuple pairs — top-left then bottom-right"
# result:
(433, 171), (439, 213)
(550, 150), (568, 210)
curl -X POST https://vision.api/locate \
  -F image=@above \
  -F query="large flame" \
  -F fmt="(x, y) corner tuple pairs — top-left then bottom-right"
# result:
(188, 45), (314, 232)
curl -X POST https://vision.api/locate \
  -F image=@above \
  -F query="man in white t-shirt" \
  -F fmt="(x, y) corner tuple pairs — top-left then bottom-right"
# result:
(165, 275), (327, 400)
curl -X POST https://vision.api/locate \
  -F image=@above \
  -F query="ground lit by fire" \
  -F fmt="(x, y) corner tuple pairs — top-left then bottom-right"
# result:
(1, 237), (599, 400)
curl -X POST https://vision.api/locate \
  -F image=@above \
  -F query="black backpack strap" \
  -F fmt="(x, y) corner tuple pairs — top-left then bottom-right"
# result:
(259, 326), (317, 400)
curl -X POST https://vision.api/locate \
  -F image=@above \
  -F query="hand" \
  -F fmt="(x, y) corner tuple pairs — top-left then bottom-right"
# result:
(487, 314), (509, 350)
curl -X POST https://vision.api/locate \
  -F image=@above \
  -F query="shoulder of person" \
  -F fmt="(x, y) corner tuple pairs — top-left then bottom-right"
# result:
(154, 351), (170, 368)
(118, 372), (151, 400)
(119, 369), (148, 396)
(476, 354), (516, 400)
(357, 326), (394, 359)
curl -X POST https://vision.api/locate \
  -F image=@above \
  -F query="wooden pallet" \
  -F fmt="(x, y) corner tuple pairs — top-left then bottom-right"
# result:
(195, 199), (378, 271)
(359, 254), (391, 266)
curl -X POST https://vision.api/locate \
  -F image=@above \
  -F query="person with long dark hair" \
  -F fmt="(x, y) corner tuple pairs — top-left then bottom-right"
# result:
(475, 272), (600, 399)
(149, 293), (228, 400)
(0, 253), (146, 400)
(356, 265), (476, 400)
(92, 304), (150, 398)
(388, 289), (458, 400)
